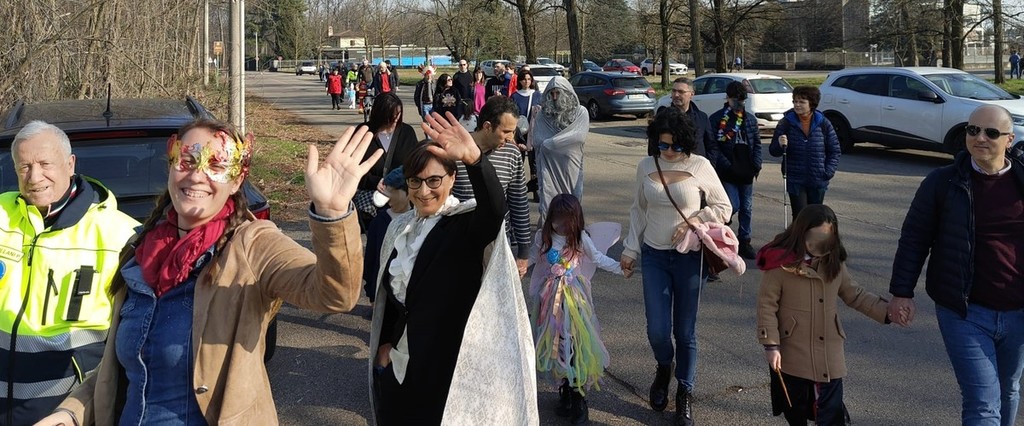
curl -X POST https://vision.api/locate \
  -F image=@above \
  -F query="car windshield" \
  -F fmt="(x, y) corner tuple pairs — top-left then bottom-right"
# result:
(301, 62), (314, 66)
(531, 68), (559, 76)
(612, 77), (649, 89)
(925, 73), (1015, 100)
(748, 79), (793, 94)
(615, 60), (636, 67)
(0, 137), (169, 198)
(538, 58), (554, 65)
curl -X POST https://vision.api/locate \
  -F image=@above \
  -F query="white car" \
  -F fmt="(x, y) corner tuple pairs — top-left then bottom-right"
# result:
(818, 67), (1024, 153)
(296, 61), (317, 76)
(480, 59), (511, 78)
(525, 65), (559, 93)
(655, 73), (792, 134)
(640, 58), (688, 76)
(536, 57), (566, 75)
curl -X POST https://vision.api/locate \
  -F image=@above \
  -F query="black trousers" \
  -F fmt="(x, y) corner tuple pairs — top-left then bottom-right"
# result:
(772, 371), (849, 425)
(331, 94), (342, 109)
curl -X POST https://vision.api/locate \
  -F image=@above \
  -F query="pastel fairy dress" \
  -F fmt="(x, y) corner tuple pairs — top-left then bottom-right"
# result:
(528, 229), (622, 392)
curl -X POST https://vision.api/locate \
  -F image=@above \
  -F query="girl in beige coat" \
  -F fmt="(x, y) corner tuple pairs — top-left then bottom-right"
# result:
(756, 204), (891, 425)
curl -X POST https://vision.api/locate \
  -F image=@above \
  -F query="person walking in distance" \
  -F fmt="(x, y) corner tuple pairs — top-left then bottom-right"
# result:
(326, 68), (344, 110)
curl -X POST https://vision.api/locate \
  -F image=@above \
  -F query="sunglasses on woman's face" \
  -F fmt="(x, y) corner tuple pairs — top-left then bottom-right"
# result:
(658, 142), (684, 153)
(965, 124), (1012, 139)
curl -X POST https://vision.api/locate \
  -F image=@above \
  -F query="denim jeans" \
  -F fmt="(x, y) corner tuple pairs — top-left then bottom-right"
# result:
(723, 182), (753, 241)
(936, 304), (1024, 426)
(787, 183), (827, 221)
(640, 244), (705, 391)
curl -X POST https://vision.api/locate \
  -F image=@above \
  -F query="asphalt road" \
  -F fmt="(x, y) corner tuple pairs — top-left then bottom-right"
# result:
(246, 70), (1010, 426)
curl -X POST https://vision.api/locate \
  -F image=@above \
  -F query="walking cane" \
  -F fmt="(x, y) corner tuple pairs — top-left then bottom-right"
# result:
(780, 135), (789, 229)
(774, 367), (792, 408)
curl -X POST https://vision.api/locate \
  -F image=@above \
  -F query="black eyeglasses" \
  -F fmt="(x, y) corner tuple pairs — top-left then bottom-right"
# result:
(658, 142), (685, 153)
(965, 124), (1012, 139)
(406, 175), (446, 189)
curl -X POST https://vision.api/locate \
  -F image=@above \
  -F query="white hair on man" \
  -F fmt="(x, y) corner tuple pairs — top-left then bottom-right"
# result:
(12, 120), (72, 161)
(541, 87), (580, 132)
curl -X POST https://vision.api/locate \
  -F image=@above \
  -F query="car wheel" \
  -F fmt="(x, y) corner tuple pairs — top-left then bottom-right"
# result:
(635, 112), (650, 119)
(588, 100), (602, 120)
(945, 127), (966, 154)
(828, 114), (855, 153)
(641, 68), (650, 76)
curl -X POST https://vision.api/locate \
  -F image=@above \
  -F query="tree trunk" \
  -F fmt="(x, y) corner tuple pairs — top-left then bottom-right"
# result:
(659, 0), (670, 89)
(950, 0), (964, 69)
(942, 0), (951, 67)
(689, 0), (703, 77)
(518, 5), (537, 63)
(565, 0), (583, 75)
(712, 0), (726, 72)
(994, 0), (1004, 83)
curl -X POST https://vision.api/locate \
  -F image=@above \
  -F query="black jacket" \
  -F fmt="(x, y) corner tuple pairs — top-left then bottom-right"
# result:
(356, 123), (421, 191)
(889, 150), (1024, 317)
(649, 103), (718, 160)
(377, 157), (507, 423)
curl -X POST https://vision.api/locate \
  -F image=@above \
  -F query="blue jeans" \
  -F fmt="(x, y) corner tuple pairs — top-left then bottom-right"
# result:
(936, 304), (1024, 426)
(640, 244), (705, 391)
(787, 183), (827, 221)
(723, 182), (753, 241)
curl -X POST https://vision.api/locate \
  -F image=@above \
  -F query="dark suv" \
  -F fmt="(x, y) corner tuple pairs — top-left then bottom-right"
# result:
(0, 96), (279, 361)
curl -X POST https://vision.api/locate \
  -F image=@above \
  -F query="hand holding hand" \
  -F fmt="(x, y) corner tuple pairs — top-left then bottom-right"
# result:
(306, 126), (383, 217)
(516, 258), (529, 279)
(421, 111), (482, 165)
(779, 135), (788, 148)
(888, 297), (916, 326)
(765, 348), (782, 372)
(620, 255), (636, 278)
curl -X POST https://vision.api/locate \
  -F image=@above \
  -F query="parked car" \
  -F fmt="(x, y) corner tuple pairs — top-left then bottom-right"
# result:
(535, 57), (566, 75)
(818, 67), (1024, 153)
(581, 60), (603, 72)
(296, 61), (317, 76)
(568, 71), (656, 120)
(480, 59), (511, 77)
(655, 73), (793, 134)
(527, 65), (560, 93)
(602, 59), (641, 75)
(639, 58), (688, 76)
(0, 96), (279, 362)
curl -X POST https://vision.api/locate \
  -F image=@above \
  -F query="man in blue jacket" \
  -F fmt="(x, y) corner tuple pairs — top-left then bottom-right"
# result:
(888, 105), (1024, 425)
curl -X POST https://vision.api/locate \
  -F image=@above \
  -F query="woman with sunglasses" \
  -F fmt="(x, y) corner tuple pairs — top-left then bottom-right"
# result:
(368, 112), (537, 424)
(620, 107), (730, 426)
(37, 121), (380, 425)
(768, 85), (841, 221)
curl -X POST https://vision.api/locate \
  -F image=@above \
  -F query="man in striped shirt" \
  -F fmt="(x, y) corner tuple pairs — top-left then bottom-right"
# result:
(452, 96), (532, 277)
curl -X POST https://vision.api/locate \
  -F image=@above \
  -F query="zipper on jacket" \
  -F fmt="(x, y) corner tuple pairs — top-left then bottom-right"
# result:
(7, 233), (42, 425)
(41, 269), (58, 326)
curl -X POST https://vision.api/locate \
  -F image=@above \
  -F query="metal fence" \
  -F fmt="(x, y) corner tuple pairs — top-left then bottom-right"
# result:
(678, 48), (1001, 71)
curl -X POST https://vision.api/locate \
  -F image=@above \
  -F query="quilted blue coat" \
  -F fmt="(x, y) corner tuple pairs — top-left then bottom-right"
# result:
(768, 109), (841, 191)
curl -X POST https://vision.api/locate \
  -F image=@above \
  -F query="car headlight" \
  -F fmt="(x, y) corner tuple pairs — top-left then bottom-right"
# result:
(1013, 115), (1024, 126)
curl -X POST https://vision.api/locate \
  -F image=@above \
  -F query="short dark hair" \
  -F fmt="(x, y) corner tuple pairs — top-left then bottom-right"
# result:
(793, 86), (821, 110)
(647, 107), (696, 157)
(476, 96), (520, 132)
(404, 142), (457, 178)
(672, 77), (693, 86)
(367, 92), (403, 132)
(726, 81), (747, 101)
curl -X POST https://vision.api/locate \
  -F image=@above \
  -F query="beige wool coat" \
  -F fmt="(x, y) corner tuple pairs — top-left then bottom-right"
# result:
(757, 262), (889, 382)
(58, 215), (363, 425)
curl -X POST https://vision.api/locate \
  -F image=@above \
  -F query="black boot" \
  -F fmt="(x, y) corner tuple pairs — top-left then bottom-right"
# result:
(739, 239), (756, 260)
(675, 387), (694, 426)
(649, 363), (672, 411)
(570, 388), (589, 424)
(556, 379), (572, 417)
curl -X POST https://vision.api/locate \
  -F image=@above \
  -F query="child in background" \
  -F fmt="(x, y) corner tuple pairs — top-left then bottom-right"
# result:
(362, 167), (411, 314)
(755, 204), (892, 425)
(529, 194), (623, 424)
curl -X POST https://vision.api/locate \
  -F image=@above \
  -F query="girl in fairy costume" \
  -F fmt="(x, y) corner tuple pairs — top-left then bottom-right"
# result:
(529, 193), (624, 424)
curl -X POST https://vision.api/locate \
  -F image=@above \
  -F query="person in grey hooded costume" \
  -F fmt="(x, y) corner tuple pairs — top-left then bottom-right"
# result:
(528, 76), (590, 227)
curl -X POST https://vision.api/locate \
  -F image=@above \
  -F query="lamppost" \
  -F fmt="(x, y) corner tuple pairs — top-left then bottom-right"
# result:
(254, 29), (259, 71)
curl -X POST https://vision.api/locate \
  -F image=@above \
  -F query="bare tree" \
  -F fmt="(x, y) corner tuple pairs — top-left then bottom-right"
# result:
(689, 0), (704, 76)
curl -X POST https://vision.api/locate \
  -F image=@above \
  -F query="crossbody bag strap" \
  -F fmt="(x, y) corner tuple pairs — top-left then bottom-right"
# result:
(382, 129), (398, 171)
(654, 156), (700, 234)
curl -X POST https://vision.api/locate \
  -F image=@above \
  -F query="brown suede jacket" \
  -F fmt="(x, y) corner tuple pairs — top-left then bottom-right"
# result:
(58, 214), (362, 425)
(757, 262), (888, 382)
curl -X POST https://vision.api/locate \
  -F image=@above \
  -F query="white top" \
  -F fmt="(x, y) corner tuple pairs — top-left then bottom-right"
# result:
(622, 155), (731, 260)
(386, 195), (461, 383)
(530, 233), (623, 275)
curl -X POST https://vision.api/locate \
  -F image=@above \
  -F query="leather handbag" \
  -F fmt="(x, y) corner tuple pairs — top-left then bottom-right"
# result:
(653, 157), (730, 275)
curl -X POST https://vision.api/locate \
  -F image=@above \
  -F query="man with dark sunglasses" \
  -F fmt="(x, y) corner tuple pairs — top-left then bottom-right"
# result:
(889, 104), (1024, 425)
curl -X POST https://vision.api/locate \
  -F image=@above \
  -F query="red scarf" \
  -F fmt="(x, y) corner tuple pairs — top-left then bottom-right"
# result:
(136, 199), (236, 297)
(755, 245), (800, 271)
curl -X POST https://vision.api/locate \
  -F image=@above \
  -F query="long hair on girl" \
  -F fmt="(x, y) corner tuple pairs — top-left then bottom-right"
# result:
(540, 193), (586, 263)
(762, 204), (847, 281)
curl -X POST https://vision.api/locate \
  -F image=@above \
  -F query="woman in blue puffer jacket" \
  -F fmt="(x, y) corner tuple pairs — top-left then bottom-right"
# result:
(768, 86), (841, 221)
